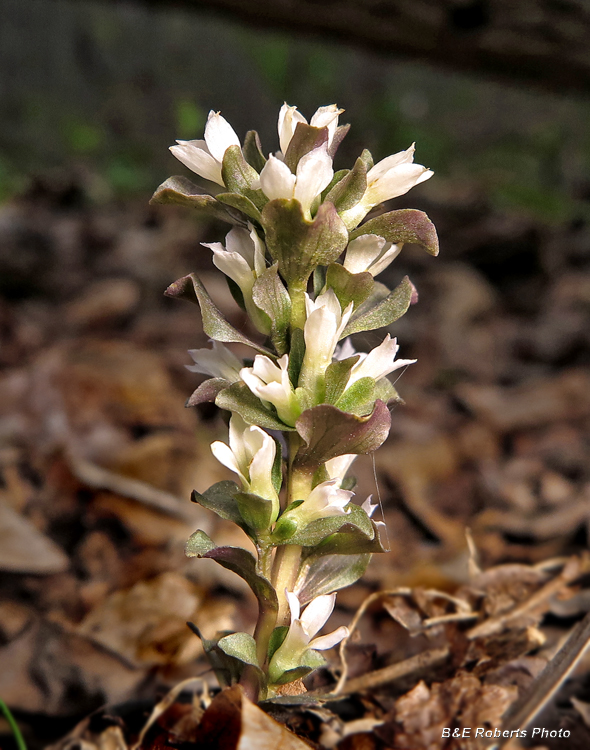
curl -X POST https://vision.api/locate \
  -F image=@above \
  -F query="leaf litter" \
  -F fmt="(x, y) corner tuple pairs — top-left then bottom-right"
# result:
(1, 180), (590, 748)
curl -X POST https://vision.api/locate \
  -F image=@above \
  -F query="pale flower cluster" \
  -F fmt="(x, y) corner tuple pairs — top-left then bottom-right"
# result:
(170, 103), (431, 228)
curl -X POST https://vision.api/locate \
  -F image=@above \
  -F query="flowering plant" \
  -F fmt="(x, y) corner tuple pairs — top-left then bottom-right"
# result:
(153, 103), (438, 700)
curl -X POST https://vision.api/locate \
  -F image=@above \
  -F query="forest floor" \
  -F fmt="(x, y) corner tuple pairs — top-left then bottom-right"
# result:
(1, 176), (590, 749)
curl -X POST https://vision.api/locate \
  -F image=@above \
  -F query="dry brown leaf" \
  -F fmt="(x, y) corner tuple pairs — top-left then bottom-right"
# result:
(190, 685), (312, 750)
(0, 619), (143, 713)
(394, 673), (517, 750)
(457, 369), (590, 431)
(0, 498), (69, 573)
(0, 600), (33, 640)
(77, 572), (202, 666)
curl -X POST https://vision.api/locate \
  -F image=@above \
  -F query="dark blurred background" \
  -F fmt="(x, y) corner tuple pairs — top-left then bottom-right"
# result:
(3, 0), (590, 218)
(2, 1), (590, 748)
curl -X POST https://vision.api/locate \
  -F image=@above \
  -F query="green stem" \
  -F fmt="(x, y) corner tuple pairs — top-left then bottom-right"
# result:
(272, 544), (303, 625)
(271, 433), (313, 625)
(0, 698), (27, 750)
(288, 282), (307, 331)
(253, 542), (277, 669)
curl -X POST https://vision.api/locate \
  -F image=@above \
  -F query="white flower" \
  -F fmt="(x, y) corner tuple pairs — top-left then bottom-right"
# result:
(240, 354), (300, 426)
(296, 479), (352, 521)
(186, 341), (242, 381)
(210, 414), (278, 514)
(361, 495), (378, 517)
(360, 495), (387, 538)
(202, 225), (269, 333)
(258, 149), (334, 218)
(324, 454), (356, 485)
(346, 334), (416, 388)
(170, 110), (241, 186)
(301, 289), (353, 382)
(343, 234), (402, 277)
(365, 144), (433, 206)
(278, 103), (343, 155)
(341, 144), (432, 228)
(268, 592), (349, 683)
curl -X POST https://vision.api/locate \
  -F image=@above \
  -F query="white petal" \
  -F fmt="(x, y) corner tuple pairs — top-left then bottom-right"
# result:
(300, 593), (336, 638)
(242, 424), (266, 457)
(277, 354), (290, 371)
(343, 234), (388, 275)
(368, 243), (403, 277)
(361, 495), (378, 518)
(339, 301), (354, 335)
(248, 224), (267, 276)
(367, 163), (433, 205)
(310, 104), (343, 145)
(211, 441), (247, 485)
(325, 454), (356, 482)
(240, 368), (267, 401)
(254, 381), (293, 421)
(259, 154), (296, 201)
(203, 111), (240, 163)
(294, 147), (334, 213)
(278, 104), (307, 155)
(286, 590), (301, 624)
(252, 354), (283, 384)
(349, 334), (416, 384)
(304, 307), (339, 366)
(247, 430), (276, 494)
(306, 480), (353, 514)
(313, 288), (342, 318)
(367, 144), (416, 182)
(228, 413), (252, 470)
(211, 248), (254, 290)
(225, 227), (255, 268)
(310, 626), (349, 650)
(186, 342), (242, 380)
(170, 142), (223, 185)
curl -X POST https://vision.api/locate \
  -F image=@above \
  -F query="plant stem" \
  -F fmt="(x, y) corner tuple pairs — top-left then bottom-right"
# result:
(253, 542), (278, 669)
(271, 433), (313, 624)
(288, 282), (307, 331)
(0, 698), (27, 750)
(272, 544), (303, 625)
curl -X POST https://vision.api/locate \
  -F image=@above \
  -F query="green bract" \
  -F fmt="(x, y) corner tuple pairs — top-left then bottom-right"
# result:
(156, 101), (438, 701)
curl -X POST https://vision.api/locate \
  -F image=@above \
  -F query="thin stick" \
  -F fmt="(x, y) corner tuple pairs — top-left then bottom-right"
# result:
(467, 556), (584, 640)
(131, 677), (208, 750)
(496, 611), (590, 743)
(331, 588), (412, 696)
(69, 454), (195, 522)
(329, 646), (450, 696)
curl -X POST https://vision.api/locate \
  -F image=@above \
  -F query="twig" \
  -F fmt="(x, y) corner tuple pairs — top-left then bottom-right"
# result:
(467, 556), (584, 640)
(331, 588), (412, 696)
(327, 646), (450, 696)
(421, 612), (478, 629)
(131, 677), (209, 750)
(68, 454), (196, 522)
(495, 611), (590, 746)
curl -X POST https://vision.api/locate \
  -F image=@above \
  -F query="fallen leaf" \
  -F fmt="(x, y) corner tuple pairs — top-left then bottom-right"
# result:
(193, 685), (312, 750)
(0, 498), (69, 573)
(77, 572), (202, 666)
